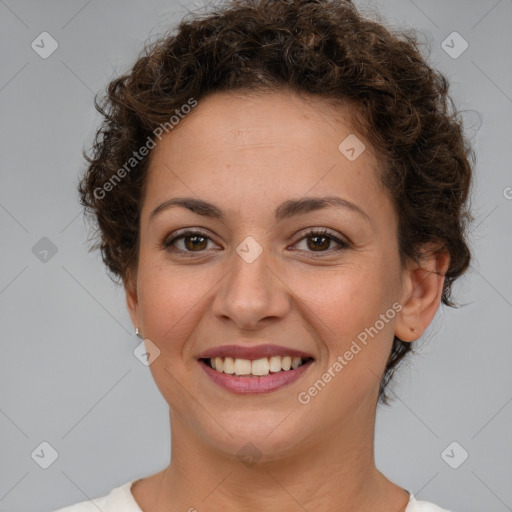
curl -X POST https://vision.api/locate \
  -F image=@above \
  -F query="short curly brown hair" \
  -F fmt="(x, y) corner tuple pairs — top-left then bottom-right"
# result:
(79, 0), (475, 405)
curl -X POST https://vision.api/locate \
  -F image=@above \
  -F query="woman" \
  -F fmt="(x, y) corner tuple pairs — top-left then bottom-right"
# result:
(54, 0), (474, 510)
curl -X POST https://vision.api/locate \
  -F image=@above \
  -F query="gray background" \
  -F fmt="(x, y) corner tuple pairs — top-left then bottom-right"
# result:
(0, 0), (511, 511)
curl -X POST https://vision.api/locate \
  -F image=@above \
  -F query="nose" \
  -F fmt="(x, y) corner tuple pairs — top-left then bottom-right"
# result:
(211, 243), (291, 330)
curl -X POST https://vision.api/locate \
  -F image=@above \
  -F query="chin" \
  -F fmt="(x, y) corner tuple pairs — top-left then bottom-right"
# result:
(198, 412), (311, 460)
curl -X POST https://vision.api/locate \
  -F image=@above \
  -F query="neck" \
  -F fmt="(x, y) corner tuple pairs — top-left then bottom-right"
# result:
(135, 399), (409, 512)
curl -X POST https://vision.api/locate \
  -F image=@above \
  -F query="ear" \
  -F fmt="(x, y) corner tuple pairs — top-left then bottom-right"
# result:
(124, 270), (140, 332)
(395, 244), (450, 342)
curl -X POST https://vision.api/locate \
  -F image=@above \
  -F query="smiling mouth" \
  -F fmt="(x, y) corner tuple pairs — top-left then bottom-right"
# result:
(200, 356), (314, 377)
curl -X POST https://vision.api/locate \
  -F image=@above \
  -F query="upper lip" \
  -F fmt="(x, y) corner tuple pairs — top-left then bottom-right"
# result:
(197, 344), (314, 361)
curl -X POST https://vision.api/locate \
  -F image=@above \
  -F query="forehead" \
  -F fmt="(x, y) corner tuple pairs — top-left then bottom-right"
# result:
(151, 89), (369, 163)
(142, 89), (390, 224)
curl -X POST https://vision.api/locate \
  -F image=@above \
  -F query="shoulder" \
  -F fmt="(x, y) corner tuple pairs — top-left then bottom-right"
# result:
(406, 494), (454, 512)
(51, 480), (141, 512)
(51, 494), (108, 512)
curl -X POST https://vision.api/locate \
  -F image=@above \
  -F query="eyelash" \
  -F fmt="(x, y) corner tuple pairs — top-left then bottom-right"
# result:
(161, 228), (350, 258)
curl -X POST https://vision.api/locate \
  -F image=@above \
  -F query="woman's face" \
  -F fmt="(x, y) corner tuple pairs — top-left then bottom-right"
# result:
(126, 89), (412, 457)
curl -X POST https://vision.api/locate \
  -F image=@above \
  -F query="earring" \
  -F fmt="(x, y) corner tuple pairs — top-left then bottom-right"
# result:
(410, 326), (418, 333)
(135, 327), (143, 339)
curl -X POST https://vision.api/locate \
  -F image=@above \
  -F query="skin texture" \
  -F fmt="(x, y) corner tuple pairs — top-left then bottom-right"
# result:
(125, 88), (450, 512)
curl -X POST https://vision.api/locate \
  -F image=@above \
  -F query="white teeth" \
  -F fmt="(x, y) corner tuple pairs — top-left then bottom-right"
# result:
(269, 356), (282, 372)
(281, 356), (291, 371)
(207, 355), (310, 376)
(234, 358), (252, 375)
(251, 358), (270, 376)
(223, 357), (235, 374)
(291, 356), (301, 369)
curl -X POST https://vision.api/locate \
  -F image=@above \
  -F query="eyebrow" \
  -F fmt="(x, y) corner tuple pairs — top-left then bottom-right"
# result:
(149, 195), (371, 224)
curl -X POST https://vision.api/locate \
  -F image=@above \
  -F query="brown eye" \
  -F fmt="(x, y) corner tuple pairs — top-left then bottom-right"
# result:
(162, 229), (216, 255)
(306, 233), (331, 251)
(182, 234), (208, 251)
(293, 228), (349, 256)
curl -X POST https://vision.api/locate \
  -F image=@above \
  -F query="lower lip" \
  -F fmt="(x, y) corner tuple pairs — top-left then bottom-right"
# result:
(198, 359), (314, 394)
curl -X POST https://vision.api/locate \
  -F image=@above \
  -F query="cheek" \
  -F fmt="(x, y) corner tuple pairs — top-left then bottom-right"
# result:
(292, 260), (399, 357)
(137, 264), (211, 354)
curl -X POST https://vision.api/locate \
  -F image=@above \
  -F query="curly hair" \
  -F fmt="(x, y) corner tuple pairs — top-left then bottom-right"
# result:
(78, 0), (474, 405)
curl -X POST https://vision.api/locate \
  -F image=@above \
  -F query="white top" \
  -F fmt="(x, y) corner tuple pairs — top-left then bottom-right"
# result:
(51, 479), (453, 511)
